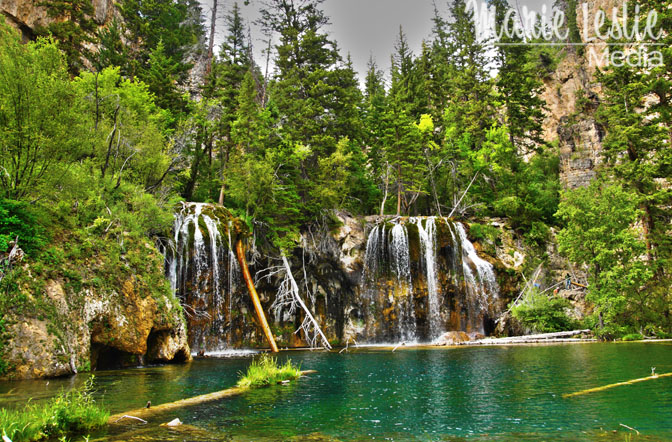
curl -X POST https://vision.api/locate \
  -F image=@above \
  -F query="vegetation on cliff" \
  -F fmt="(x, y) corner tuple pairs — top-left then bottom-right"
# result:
(0, 0), (670, 369)
(0, 22), (186, 376)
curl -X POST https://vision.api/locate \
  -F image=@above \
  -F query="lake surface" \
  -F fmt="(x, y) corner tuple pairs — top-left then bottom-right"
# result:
(2, 342), (671, 441)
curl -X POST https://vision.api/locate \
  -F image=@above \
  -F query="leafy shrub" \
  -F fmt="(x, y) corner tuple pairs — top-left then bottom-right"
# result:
(0, 376), (108, 441)
(621, 333), (643, 341)
(511, 290), (577, 333)
(469, 223), (500, 243)
(237, 355), (301, 388)
(0, 199), (47, 255)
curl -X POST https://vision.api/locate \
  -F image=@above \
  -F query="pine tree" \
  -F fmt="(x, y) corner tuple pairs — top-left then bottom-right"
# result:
(595, 1), (672, 265)
(259, 0), (363, 218)
(36, 0), (98, 74)
(94, 19), (128, 73)
(491, 0), (546, 152)
(141, 41), (185, 115)
(385, 28), (427, 215)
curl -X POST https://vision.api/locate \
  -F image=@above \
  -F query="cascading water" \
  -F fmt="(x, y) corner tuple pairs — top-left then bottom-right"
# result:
(165, 202), (243, 353)
(357, 217), (500, 343)
(390, 223), (416, 341)
(414, 217), (443, 341)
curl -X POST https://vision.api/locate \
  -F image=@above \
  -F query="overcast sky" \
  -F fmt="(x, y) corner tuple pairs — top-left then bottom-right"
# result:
(199, 0), (555, 85)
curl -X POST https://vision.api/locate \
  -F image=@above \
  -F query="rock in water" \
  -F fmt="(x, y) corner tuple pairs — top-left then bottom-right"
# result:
(435, 331), (470, 346)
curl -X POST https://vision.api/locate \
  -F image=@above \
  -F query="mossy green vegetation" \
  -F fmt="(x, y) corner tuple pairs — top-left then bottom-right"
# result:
(510, 289), (578, 333)
(0, 377), (108, 442)
(621, 333), (644, 342)
(237, 355), (301, 388)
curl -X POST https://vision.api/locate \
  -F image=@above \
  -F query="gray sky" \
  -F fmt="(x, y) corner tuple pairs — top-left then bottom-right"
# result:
(200, 0), (555, 85)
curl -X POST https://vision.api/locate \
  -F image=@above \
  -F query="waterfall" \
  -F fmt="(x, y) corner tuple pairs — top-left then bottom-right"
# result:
(455, 223), (499, 312)
(166, 202), (242, 353)
(390, 223), (416, 341)
(414, 217), (443, 341)
(356, 217), (500, 343)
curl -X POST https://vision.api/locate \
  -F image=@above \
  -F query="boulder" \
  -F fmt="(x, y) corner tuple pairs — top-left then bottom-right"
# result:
(435, 331), (470, 346)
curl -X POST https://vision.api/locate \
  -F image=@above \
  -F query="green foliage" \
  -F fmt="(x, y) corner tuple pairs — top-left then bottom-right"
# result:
(0, 376), (108, 442)
(621, 333), (643, 342)
(556, 180), (656, 332)
(468, 223), (499, 243)
(237, 355), (301, 388)
(511, 290), (577, 333)
(0, 199), (47, 255)
(0, 23), (88, 200)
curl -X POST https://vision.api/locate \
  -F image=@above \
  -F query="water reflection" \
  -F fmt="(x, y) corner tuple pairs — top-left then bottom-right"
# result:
(1, 343), (671, 441)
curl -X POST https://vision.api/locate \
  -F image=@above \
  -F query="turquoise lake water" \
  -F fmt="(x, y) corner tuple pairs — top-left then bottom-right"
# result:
(2, 342), (671, 441)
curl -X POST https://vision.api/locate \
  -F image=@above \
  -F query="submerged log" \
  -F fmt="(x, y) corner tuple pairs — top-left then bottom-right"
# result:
(108, 370), (317, 424)
(563, 371), (672, 398)
(235, 239), (279, 353)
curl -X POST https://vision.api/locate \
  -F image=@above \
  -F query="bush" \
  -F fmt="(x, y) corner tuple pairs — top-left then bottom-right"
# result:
(469, 223), (499, 243)
(0, 199), (47, 256)
(0, 376), (108, 442)
(511, 290), (578, 333)
(622, 333), (644, 341)
(237, 355), (301, 388)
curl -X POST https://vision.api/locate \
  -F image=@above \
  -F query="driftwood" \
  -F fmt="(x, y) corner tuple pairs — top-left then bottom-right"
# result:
(235, 239), (279, 353)
(108, 370), (317, 424)
(464, 330), (593, 346)
(563, 371), (672, 398)
(113, 415), (148, 424)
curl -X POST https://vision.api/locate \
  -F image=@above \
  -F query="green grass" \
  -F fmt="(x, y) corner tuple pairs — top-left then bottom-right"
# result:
(622, 333), (644, 342)
(0, 377), (108, 442)
(237, 355), (301, 388)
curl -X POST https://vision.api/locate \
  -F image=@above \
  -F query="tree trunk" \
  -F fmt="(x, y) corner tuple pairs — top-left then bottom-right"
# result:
(396, 163), (401, 216)
(380, 161), (389, 216)
(235, 239), (279, 353)
(205, 0), (218, 79)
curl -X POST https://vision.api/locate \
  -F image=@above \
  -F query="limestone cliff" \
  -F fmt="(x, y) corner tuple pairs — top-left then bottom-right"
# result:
(0, 0), (116, 39)
(1, 235), (190, 381)
(541, 0), (619, 189)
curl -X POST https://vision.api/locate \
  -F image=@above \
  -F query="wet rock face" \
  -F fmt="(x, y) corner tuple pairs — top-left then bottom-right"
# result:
(171, 208), (512, 350)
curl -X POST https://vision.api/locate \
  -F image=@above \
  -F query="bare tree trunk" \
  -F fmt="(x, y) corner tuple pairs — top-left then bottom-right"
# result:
(205, 0), (218, 79)
(235, 239), (279, 353)
(396, 164), (401, 216)
(280, 255), (331, 350)
(424, 149), (442, 216)
(380, 162), (389, 216)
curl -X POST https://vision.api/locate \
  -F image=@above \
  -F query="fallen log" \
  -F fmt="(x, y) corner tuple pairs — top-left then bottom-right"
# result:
(563, 371), (672, 398)
(463, 338), (597, 346)
(236, 239), (279, 353)
(108, 370), (317, 425)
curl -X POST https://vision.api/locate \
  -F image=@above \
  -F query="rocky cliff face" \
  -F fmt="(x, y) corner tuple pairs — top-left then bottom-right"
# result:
(0, 0), (116, 39)
(541, 0), (619, 190)
(2, 237), (190, 381)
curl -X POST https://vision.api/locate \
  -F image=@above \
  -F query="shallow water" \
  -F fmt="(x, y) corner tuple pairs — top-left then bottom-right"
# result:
(2, 343), (672, 441)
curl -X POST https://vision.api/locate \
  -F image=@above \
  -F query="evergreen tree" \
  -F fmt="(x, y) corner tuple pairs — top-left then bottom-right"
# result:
(94, 19), (128, 73)
(142, 40), (185, 116)
(37, 0), (98, 74)
(385, 28), (428, 215)
(118, 0), (204, 84)
(491, 0), (546, 152)
(259, 0), (364, 221)
(595, 1), (672, 267)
